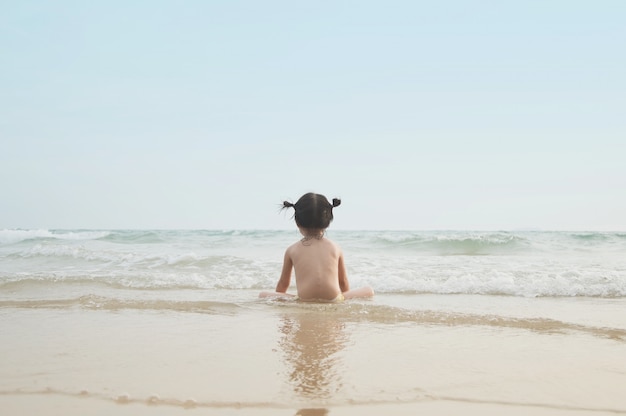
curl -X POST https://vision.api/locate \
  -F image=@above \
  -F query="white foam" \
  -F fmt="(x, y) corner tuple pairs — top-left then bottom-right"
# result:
(0, 229), (110, 245)
(1, 230), (625, 297)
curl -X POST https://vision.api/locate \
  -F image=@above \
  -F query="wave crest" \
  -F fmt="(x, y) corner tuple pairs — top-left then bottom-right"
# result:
(0, 229), (110, 245)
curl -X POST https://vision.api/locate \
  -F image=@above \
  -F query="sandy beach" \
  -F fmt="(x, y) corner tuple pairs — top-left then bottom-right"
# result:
(2, 290), (625, 416)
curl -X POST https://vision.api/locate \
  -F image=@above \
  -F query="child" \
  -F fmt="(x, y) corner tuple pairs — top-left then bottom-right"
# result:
(259, 192), (374, 302)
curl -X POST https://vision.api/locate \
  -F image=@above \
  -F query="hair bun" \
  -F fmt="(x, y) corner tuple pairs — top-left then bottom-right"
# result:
(332, 198), (341, 208)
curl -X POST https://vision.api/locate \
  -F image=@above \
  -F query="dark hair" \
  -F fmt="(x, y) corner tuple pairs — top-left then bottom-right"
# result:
(282, 192), (341, 229)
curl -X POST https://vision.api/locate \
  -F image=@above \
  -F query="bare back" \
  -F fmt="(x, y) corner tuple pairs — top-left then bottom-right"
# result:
(280, 237), (348, 301)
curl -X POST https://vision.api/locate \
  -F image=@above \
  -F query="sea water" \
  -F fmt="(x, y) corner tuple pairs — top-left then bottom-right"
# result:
(2, 229), (626, 413)
(1, 229), (625, 298)
(2, 228), (625, 337)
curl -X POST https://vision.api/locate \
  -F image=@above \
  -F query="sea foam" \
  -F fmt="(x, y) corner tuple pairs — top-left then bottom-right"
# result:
(1, 229), (625, 297)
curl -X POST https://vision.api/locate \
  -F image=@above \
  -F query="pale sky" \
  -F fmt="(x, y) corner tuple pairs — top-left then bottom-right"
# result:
(2, 1), (625, 230)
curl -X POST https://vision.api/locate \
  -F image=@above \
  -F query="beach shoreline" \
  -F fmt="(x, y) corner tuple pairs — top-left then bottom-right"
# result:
(2, 291), (625, 416)
(3, 394), (625, 416)
(2, 230), (625, 415)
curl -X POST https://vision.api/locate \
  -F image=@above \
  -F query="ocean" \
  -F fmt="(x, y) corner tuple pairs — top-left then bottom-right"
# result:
(1, 229), (625, 297)
(1, 229), (626, 415)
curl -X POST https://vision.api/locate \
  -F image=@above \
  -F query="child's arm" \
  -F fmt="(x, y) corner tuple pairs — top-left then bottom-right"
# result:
(338, 252), (350, 292)
(275, 250), (293, 293)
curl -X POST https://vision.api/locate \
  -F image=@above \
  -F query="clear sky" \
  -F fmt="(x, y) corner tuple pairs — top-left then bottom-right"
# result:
(2, 1), (625, 230)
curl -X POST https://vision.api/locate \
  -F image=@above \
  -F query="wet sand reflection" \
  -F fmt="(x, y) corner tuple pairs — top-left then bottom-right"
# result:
(278, 310), (350, 401)
(295, 409), (329, 416)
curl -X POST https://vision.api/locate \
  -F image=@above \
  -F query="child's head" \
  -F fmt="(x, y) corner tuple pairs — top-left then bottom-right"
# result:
(283, 193), (341, 230)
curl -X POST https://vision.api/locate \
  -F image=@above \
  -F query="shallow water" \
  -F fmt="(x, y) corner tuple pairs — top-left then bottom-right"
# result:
(1, 292), (625, 414)
(1, 229), (626, 414)
(2, 229), (626, 297)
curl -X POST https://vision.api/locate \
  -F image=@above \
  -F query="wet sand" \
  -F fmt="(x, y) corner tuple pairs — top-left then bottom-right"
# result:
(1, 293), (625, 415)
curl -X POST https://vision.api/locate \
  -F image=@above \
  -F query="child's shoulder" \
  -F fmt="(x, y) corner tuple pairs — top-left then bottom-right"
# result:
(322, 237), (342, 252)
(323, 236), (339, 245)
(286, 241), (300, 252)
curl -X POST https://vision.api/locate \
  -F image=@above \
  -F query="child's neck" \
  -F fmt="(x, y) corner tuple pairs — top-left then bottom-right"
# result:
(299, 228), (325, 241)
